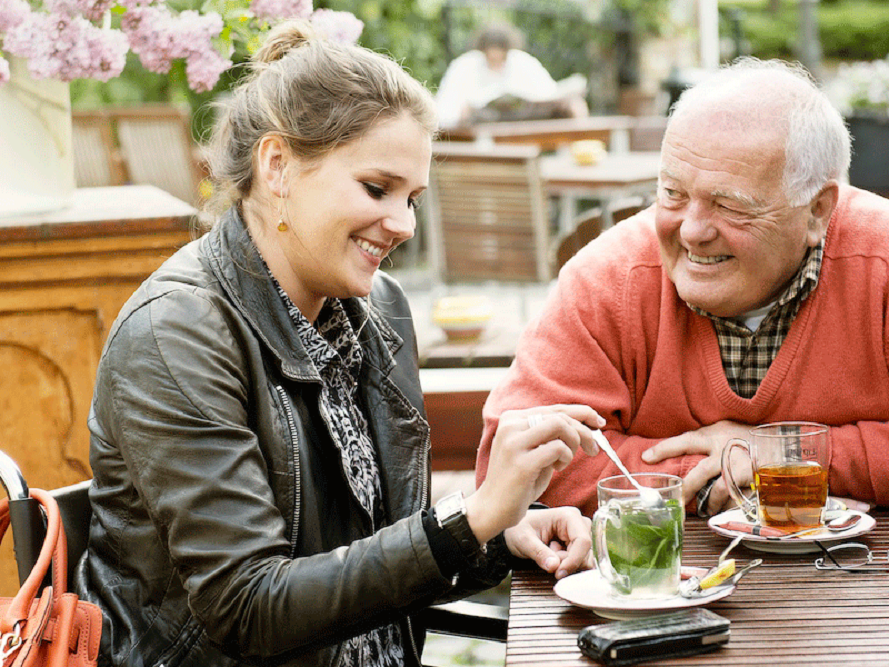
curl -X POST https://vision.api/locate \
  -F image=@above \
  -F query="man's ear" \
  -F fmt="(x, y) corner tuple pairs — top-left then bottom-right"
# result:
(806, 180), (839, 247)
(255, 134), (290, 198)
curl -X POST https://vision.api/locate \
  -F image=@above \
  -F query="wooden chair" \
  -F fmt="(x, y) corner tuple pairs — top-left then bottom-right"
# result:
(551, 198), (647, 273)
(71, 110), (127, 188)
(426, 142), (551, 284)
(110, 105), (205, 206)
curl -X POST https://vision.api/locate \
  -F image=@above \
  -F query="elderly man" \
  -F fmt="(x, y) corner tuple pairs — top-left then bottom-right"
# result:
(476, 58), (889, 518)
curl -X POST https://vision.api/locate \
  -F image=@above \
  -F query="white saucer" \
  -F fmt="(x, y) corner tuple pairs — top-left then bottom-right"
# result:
(708, 508), (875, 554)
(553, 568), (735, 620)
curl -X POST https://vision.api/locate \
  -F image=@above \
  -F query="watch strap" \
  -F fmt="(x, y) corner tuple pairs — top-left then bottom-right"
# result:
(431, 492), (487, 570)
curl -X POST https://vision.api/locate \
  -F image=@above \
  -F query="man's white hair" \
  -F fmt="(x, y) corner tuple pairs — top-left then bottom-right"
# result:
(669, 57), (851, 206)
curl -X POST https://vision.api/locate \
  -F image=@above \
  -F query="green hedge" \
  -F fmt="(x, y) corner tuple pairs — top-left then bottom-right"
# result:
(721, 0), (889, 62)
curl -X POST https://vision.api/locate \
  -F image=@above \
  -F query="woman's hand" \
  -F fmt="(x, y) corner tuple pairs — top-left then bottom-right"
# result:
(504, 507), (594, 580)
(465, 405), (603, 544)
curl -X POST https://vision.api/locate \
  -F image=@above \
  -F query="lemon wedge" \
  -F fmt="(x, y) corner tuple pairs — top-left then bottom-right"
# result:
(700, 559), (736, 589)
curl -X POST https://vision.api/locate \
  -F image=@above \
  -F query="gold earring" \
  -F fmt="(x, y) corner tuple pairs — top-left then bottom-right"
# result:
(277, 195), (288, 232)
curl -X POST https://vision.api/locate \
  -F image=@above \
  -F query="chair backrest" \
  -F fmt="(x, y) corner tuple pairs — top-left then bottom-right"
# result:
(111, 105), (205, 206)
(426, 142), (551, 284)
(71, 110), (127, 188)
(552, 199), (647, 274)
(51, 480), (92, 587)
(0, 448), (91, 590)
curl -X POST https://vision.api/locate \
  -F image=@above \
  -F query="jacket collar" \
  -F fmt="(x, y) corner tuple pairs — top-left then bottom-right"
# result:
(204, 207), (402, 380)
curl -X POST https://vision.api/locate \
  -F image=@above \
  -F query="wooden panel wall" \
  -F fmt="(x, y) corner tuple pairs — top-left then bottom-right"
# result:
(0, 185), (195, 595)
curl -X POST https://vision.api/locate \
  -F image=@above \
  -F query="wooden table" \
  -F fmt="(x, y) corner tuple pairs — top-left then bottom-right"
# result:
(447, 116), (637, 154)
(508, 511), (889, 666)
(419, 322), (525, 369)
(540, 151), (661, 232)
(408, 283), (551, 370)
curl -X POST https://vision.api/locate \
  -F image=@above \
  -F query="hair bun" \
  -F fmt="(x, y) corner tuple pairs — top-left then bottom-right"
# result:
(253, 19), (318, 65)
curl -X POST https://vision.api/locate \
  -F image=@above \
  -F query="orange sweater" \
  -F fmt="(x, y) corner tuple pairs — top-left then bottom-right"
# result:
(476, 185), (889, 517)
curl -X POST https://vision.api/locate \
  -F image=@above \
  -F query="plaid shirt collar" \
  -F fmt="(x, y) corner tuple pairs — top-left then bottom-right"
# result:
(688, 238), (824, 398)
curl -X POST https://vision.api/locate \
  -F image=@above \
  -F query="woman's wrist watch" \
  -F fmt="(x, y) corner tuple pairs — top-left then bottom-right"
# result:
(433, 491), (487, 565)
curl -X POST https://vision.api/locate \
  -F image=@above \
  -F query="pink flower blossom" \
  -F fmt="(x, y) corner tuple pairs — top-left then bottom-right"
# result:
(4, 10), (128, 82)
(48, 0), (117, 23)
(250, 0), (312, 22)
(0, 0), (31, 33)
(185, 46), (232, 93)
(121, 5), (230, 90)
(0, 1), (361, 90)
(309, 9), (363, 44)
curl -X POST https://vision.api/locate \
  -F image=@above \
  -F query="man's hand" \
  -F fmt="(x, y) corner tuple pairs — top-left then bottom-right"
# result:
(503, 507), (594, 580)
(641, 420), (754, 515)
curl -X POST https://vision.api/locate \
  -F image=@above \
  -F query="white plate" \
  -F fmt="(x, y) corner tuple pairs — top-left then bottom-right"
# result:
(708, 508), (875, 554)
(553, 568), (735, 620)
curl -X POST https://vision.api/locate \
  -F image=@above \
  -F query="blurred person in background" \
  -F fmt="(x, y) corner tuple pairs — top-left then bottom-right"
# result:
(435, 21), (587, 129)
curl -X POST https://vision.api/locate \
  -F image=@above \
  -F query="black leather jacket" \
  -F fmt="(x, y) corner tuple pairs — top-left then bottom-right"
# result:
(76, 209), (508, 667)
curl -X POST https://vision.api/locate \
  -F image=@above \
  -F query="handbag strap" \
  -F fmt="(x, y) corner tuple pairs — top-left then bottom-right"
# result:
(0, 488), (68, 632)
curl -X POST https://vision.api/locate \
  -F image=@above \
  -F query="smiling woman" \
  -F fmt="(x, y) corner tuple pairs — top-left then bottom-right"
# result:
(74, 16), (604, 667)
(246, 114), (431, 322)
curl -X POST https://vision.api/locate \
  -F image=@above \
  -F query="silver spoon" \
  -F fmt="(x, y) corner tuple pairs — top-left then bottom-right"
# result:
(774, 513), (862, 540)
(590, 429), (666, 511)
(678, 535), (743, 596)
(680, 559), (763, 599)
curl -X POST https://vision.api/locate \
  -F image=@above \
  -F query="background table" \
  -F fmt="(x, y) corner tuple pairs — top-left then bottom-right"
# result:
(540, 151), (660, 232)
(508, 510), (889, 666)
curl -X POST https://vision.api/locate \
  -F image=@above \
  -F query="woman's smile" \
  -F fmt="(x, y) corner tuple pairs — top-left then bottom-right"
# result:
(353, 236), (387, 258)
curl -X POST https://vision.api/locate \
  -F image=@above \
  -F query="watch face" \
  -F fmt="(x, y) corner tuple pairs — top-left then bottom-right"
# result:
(435, 491), (466, 526)
(437, 493), (465, 520)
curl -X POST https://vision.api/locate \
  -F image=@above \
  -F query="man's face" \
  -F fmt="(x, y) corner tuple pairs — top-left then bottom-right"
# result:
(655, 111), (824, 318)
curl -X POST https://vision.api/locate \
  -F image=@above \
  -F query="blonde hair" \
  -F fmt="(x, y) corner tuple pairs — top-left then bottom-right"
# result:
(205, 19), (437, 215)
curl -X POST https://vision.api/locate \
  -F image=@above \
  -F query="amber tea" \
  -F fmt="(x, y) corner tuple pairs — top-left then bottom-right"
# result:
(755, 462), (828, 529)
(722, 422), (830, 527)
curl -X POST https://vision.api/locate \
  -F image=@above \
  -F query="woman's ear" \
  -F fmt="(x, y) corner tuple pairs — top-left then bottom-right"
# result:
(256, 134), (290, 198)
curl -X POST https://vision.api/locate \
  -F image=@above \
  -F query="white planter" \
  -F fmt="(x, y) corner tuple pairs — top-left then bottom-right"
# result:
(0, 57), (75, 219)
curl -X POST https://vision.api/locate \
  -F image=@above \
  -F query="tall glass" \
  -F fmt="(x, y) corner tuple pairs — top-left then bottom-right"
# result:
(592, 474), (684, 599)
(722, 422), (830, 530)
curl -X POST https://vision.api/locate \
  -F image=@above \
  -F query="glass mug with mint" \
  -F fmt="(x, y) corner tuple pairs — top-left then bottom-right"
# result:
(721, 422), (830, 530)
(592, 474), (684, 598)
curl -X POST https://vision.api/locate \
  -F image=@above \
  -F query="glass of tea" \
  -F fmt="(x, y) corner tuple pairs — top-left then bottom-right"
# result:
(721, 422), (830, 530)
(592, 474), (684, 599)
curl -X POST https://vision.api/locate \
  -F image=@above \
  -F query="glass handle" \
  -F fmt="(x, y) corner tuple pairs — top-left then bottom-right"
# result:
(593, 501), (630, 594)
(721, 439), (757, 522)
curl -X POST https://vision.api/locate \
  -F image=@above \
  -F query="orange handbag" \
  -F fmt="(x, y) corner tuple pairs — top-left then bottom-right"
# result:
(0, 488), (102, 667)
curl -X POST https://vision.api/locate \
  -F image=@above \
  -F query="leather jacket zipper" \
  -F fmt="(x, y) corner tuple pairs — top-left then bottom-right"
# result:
(419, 431), (431, 510)
(274, 385), (302, 553)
